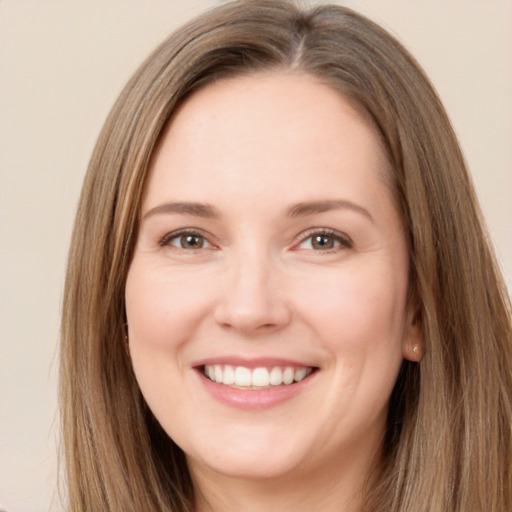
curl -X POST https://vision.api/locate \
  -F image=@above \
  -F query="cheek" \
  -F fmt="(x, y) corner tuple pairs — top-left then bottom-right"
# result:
(125, 261), (215, 352)
(124, 261), (215, 428)
(292, 260), (408, 358)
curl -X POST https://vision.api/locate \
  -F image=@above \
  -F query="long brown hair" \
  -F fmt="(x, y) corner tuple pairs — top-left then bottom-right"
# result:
(60, 1), (512, 510)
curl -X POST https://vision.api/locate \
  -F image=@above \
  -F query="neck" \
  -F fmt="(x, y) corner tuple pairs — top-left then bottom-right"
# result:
(189, 450), (379, 512)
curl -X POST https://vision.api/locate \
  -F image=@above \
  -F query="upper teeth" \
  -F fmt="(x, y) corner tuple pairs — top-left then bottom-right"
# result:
(204, 364), (312, 388)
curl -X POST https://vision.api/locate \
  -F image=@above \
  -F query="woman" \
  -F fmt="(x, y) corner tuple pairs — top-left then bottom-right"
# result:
(60, 1), (512, 510)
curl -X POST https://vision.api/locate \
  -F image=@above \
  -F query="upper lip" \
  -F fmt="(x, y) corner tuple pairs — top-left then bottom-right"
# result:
(192, 356), (317, 369)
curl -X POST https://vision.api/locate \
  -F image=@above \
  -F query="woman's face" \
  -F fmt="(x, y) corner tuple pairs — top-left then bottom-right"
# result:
(125, 72), (421, 484)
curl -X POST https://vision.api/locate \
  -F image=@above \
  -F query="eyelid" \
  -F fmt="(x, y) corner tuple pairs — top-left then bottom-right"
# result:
(293, 228), (353, 250)
(157, 227), (352, 251)
(158, 228), (217, 249)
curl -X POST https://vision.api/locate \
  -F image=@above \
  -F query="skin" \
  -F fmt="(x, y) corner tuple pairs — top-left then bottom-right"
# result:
(125, 72), (422, 512)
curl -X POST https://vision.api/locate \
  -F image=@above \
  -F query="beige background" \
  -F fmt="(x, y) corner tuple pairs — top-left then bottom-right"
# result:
(1, 1), (510, 511)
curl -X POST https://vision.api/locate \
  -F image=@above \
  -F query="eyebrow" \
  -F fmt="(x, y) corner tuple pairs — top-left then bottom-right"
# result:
(142, 199), (373, 222)
(287, 200), (374, 222)
(142, 202), (220, 220)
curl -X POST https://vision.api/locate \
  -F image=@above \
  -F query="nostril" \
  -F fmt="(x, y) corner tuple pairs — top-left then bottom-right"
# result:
(213, 292), (292, 334)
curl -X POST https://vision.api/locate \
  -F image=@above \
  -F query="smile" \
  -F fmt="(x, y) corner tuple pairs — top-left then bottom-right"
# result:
(203, 364), (314, 389)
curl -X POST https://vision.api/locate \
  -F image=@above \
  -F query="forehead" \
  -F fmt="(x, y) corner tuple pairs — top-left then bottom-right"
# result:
(144, 71), (393, 210)
(159, 71), (384, 153)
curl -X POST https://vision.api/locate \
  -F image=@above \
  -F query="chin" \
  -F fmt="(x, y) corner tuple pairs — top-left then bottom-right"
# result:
(183, 427), (313, 481)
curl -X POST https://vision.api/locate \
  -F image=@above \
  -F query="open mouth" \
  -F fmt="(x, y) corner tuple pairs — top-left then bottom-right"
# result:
(202, 364), (317, 389)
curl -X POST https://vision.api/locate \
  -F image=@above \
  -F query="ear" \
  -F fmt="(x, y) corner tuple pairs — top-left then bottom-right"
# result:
(402, 304), (424, 362)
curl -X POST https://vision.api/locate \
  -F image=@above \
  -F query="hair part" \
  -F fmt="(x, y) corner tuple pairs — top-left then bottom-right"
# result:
(60, 1), (512, 510)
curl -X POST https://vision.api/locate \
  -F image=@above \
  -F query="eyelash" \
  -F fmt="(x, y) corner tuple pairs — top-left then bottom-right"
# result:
(295, 228), (353, 253)
(159, 229), (215, 250)
(158, 228), (353, 252)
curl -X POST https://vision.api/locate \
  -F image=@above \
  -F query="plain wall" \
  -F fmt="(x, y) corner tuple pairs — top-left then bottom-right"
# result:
(0, 1), (510, 511)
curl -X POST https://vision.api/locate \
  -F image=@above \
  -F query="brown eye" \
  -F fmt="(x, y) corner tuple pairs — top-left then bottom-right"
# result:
(160, 230), (213, 250)
(311, 234), (336, 250)
(297, 230), (352, 252)
(178, 234), (205, 249)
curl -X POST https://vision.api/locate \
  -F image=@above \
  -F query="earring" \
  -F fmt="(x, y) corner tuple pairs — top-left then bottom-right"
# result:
(412, 344), (422, 361)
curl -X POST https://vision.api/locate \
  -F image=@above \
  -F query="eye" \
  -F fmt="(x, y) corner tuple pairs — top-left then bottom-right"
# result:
(296, 229), (352, 252)
(159, 230), (214, 250)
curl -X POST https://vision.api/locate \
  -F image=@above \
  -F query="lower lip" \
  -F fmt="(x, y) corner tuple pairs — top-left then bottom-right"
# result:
(196, 370), (316, 410)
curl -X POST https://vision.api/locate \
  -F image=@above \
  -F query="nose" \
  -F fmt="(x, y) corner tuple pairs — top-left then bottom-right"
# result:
(213, 246), (292, 336)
